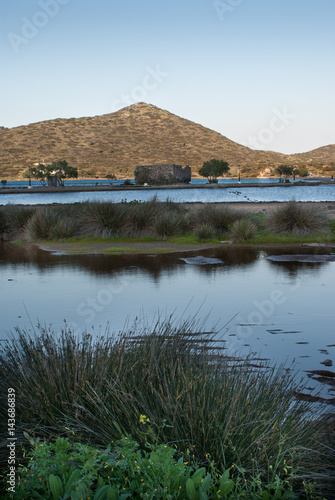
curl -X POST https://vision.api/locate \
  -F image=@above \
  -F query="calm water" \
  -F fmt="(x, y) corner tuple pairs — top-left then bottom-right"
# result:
(1, 242), (334, 399)
(2, 178), (290, 188)
(1, 184), (335, 205)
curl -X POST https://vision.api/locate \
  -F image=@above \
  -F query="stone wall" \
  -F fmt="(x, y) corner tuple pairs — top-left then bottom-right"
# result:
(135, 164), (191, 185)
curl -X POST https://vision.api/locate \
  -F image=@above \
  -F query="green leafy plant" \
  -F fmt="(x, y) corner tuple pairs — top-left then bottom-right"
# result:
(8, 432), (305, 499)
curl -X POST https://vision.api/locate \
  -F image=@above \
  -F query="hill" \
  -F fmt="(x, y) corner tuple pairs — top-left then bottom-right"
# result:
(0, 103), (334, 179)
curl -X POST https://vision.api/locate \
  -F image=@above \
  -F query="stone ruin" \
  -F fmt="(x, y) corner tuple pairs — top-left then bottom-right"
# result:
(134, 164), (191, 185)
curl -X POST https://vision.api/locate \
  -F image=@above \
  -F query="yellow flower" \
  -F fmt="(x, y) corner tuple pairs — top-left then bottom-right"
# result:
(139, 414), (150, 424)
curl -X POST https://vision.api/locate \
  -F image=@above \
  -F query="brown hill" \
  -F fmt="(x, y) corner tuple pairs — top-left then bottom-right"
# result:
(0, 103), (334, 179)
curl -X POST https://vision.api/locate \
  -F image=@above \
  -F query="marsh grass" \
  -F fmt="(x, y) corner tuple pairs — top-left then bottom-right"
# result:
(0, 318), (331, 495)
(195, 223), (216, 241)
(25, 208), (59, 240)
(230, 218), (258, 243)
(129, 199), (159, 233)
(80, 201), (129, 237)
(2, 205), (36, 236)
(2, 200), (333, 247)
(154, 212), (184, 238)
(195, 205), (244, 235)
(266, 201), (329, 236)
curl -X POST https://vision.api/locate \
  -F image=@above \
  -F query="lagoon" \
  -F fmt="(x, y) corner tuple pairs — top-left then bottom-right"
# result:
(1, 242), (334, 401)
(1, 183), (335, 205)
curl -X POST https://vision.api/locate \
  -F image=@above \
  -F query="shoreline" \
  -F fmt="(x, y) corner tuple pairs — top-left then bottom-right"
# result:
(36, 238), (335, 256)
(5, 200), (335, 255)
(0, 180), (325, 195)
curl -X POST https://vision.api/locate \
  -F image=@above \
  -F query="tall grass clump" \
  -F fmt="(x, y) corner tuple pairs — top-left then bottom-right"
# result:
(267, 201), (329, 236)
(80, 201), (129, 237)
(154, 212), (183, 238)
(230, 218), (258, 242)
(2, 205), (35, 236)
(195, 205), (244, 235)
(25, 207), (59, 240)
(51, 216), (78, 240)
(0, 318), (332, 495)
(0, 209), (8, 235)
(128, 197), (161, 234)
(194, 223), (216, 241)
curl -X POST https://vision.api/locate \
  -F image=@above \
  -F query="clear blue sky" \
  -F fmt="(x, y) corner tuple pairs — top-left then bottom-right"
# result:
(1, 0), (334, 154)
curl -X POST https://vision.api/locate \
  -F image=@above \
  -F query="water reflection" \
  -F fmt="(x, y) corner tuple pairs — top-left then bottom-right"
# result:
(1, 242), (335, 401)
(0, 243), (262, 281)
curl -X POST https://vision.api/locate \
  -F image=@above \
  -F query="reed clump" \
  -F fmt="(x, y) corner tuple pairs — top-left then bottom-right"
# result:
(0, 318), (332, 495)
(195, 205), (244, 235)
(230, 217), (258, 242)
(266, 200), (329, 236)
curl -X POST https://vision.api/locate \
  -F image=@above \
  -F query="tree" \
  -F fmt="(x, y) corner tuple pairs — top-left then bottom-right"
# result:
(52, 160), (78, 185)
(30, 160), (78, 186)
(199, 159), (230, 183)
(1, 179), (7, 188)
(275, 165), (294, 181)
(294, 166), (309, 178)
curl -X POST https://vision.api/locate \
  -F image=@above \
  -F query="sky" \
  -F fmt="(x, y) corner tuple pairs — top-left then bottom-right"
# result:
(1, 0), (334, 154)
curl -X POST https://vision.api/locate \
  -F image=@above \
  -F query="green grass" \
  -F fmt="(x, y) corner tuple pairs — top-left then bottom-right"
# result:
(56, 235), (162, 244)
(248, 230), (335, 245)
(3, 202), (335, 251)
(39, 233), (221, 247)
